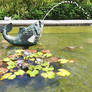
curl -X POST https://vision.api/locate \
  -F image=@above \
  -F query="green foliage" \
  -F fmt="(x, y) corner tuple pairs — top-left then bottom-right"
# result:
(0, 8), (8, 20)
(0, 0), (91, 19)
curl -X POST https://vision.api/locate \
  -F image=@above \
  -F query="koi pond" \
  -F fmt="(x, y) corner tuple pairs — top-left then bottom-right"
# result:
(0, 26), (92, 92)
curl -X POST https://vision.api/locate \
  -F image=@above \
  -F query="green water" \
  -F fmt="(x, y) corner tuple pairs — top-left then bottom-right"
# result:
(0, 26), (92, 92)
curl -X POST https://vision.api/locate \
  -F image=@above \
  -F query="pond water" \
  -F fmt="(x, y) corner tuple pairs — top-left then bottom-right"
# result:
(0, 26), (92, 92)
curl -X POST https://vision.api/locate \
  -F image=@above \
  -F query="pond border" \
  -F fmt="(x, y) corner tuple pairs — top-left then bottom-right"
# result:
(0, 20), (92, 26)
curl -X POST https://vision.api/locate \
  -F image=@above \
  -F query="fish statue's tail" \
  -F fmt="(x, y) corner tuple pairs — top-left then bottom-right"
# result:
(0, 23), (12, 33)
(0, 26), (4, 33)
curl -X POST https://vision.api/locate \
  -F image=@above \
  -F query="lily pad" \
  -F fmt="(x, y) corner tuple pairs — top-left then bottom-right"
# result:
(58, 59), (69, 64)
(41, 50), (50, 54)
(36, 52), (43, 57)
(49, 57), (59, 63)
(28, 65), (35, 70)
(30, 53), (38, 58)
(41, 71), (55, 79)
(0, 73), (12, 80)
(8, 74), (16, 80)
(7, 61), (16, 65)
(0, 67), (8, 75)
(15, 49), (24, 56)
(3, 58), (11, 62)
(7, 61), (16, 69)
(40, 72), (48, 78)
(15, 49), (24, 53)
(8, 55), (18, 61)
(34, 65), (42, 70)
(28, 50), (37, 53)
(43, 53), (52, 58)
(26, 70), (39, 77)
(42, 65), (54, 72)
(29, 58), (35, 61)
(7, 65), (16, 69)
(14, 70), (25, 76)
(41, 62), (49, 67)
(56, 69), (71, 77)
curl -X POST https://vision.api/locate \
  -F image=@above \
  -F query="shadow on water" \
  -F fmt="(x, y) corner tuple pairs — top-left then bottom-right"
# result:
(0, 75), (61, 92)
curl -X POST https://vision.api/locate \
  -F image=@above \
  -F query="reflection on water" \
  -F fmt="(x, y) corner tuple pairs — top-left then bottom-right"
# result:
(0, 26), (92, 92)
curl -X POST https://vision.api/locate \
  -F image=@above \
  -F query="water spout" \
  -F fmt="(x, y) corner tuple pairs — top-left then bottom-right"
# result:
(42, 0), (90, 23)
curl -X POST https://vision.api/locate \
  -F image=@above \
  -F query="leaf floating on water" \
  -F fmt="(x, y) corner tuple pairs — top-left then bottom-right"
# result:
(41, 72), (48, 78)
(43, 53), (52, 58)
(0, 68), (8, 75)
(0, 49), (71, 80)
(34, 65), (42, 70)
(36, 52), (43, 57)
(28, 50), (37, 53)
(41, 71), (55, 79)
(26, 70), (39, 77)
(58, 59), (69, 64)
(41, 62), (49, 67)
(15, 49), (24, 53)
(47, 71), (55, 79)
(29, 58), (35, 61)
(49, 56), (59, 63)
(42, 65), (54, 72)
(8, 55), (18, 61)
(41, 50), (50, 54)
(28, 65), (35, 70)
(15, 49), (24, 56)
(3, 58), (11, 62)
(8, 74), (16, 80)
(7, 61), (16, 65)
(14, 70), (25, 76)
(0, 73), (12, 80)
(56, 69), (71, 77)
(7, 61), (16, 69)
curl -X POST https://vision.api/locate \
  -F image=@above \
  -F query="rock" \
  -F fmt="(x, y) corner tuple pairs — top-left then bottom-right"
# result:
(62, 46), (78, 51)
(61, 46), (83, 51)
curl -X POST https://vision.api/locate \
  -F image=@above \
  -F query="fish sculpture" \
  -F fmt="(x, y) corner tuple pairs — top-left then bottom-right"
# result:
(0, 21), (43, 46)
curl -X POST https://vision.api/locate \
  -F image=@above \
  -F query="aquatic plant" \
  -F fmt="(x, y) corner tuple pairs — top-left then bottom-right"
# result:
(56, 69), (71, 77)
(0, 49), (71, 80)
(14, 70), (25, 76)
(58, 59), (69, 64)
(8, 74), (16, 80)
(41, 71), (55, 79)
(0, 73), (12, 80)
(26, 70), (39, 77)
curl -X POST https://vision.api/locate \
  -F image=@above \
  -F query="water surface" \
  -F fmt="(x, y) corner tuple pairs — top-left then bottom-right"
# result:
(0, 26), (92, 92)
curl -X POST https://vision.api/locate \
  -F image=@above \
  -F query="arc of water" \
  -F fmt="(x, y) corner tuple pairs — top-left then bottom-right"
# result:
(39, 0), (90, 38)
(41, 0), (90, 25)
